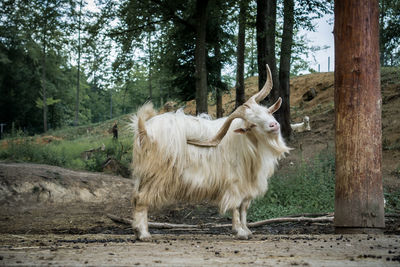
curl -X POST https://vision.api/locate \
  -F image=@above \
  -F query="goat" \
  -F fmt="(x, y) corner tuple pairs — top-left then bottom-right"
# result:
(291, 116), (311, 133)
(130, 65), (290, 241)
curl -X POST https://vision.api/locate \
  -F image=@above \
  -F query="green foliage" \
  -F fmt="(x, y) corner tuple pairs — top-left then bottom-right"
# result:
(0, 126), (133, 176)
(380, 0), (400, 66)
(248, 149), (335, 221)
(35, 97), (61, 109)
(384, 190), (400, 213)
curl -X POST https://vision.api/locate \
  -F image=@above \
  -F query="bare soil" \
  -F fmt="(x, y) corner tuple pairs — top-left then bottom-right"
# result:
(1, 233), (400, 266)
(1, 71), (399, 266)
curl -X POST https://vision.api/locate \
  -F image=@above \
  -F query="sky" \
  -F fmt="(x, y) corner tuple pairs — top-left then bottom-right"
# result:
(300, 14), (335, 73)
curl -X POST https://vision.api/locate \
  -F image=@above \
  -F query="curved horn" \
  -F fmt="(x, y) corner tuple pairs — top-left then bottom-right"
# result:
(187, 106), (246, 147)
(249, 64), (273, 103)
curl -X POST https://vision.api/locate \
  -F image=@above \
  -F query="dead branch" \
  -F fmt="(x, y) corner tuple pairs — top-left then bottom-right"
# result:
(106, 213), (333, 230)
(106, 214), (199, 229)
(247, 216), (333, 228)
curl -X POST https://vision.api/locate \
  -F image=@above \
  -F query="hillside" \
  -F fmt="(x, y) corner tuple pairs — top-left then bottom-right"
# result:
(1, 68), (399, 188)
(179, 68), (400, 191)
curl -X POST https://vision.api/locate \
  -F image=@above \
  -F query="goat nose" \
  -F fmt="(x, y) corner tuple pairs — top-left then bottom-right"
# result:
(269, 122), (278, 128)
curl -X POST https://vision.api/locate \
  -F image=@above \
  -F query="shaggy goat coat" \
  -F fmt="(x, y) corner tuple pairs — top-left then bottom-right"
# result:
(131, 103), (290, 214)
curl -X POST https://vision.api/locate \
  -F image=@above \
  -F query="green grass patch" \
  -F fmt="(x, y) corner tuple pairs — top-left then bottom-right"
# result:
(248, 148), (400, 220)
(248, 149), (336, 221)
(0, 134), (132, 175)
(0, 113), (134, 176)
(385, 190), (400, 214)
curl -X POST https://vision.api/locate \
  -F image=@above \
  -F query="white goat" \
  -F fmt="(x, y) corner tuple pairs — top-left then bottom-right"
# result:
(291, 116), (311, 133)
(130, 65), (290, 241)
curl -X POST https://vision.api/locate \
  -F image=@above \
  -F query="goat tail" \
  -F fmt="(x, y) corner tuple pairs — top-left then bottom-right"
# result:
(137, 102), (157, 122)
(130, 102), (157, 136)
(131, 102), (157, 196)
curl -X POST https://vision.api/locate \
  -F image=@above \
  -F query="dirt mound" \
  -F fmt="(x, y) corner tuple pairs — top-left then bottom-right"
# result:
(0, 162), (134, 234)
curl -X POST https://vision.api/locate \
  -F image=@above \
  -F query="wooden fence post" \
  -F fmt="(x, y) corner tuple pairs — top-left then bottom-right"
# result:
(334, 0), (385, 233)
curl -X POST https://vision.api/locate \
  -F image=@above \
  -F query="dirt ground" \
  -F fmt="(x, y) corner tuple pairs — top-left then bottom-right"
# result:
(1, 70), (399, 266)
(1, 233), (400, 266)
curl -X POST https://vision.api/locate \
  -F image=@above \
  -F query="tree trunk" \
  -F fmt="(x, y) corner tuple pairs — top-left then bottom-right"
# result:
(235, 0), (247, 108)
(195, 0), (209, 115)
(215, 39), (223, 118)
(41, 0), (49, 132)
(42, 37), (48, 132)
(265, 0), (279, 104)
(277, 0), (294, 140)
(249, 27), (256, 77)
(74, 0), (82, 127)
(256, 0), (267, 94)
(148, 25), (153, 101)
(257, 0), (278, 105)
(379, 0), (385, 66)
(334, 0), (385, 232)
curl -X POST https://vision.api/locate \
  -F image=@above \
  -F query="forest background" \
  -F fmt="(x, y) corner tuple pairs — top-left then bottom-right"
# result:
(0, 0), (399, 137)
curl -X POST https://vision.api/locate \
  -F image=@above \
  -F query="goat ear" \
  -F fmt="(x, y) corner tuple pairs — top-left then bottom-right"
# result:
(234, 123), (256, 134)
(268, 97), (282, 114)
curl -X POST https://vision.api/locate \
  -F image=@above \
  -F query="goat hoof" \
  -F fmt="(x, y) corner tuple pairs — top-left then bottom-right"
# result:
(244, 228), (253, 238)
(235, 228), (250, 240)
(136, 232), (152, 242)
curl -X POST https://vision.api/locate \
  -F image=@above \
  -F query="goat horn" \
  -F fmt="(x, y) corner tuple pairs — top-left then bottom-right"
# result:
(187, 65), (272, 147)
(249, 64), (273, 103)
(187, 106), (246, 147)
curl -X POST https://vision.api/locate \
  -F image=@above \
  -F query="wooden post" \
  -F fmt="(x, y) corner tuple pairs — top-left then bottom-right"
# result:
(334, 0), (385, 233)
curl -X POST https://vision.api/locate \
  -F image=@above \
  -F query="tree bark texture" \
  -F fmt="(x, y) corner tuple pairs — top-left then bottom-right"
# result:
(148, 20), (153, 101)
(256, 0), (267, 94)
(42, 42), (48, 132)
(334, 0), (385, 230)
(277, 0), (294, 140)
(257, 0), (279, 106)
(195, 0), (209, 115)
(235, 0), (247, 108)
(214, 39), (223, 118)
(41, 0), (49, 132)
(74, 0), (82, 127)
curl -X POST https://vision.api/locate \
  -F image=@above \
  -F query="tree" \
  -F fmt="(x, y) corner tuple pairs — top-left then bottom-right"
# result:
(379, 0), (400, 66)
(255, 0), (332, 140)
(277, 0), (294, 140)
(195, 0), (209, 114)
(0, 0), (96, 133)
(256, 0), (267, 97)
(256, 0), (279, 105)
(204, 0), (236, 118)
(334, 0), (385, 232)
(74, 0), (83, 126)
(28, 0), (79, 131)
(235, 0), (248, 108)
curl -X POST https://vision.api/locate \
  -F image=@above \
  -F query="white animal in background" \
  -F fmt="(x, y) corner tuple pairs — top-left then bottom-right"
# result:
(130, 65), (290, 241)
(291, 116), (311, 133)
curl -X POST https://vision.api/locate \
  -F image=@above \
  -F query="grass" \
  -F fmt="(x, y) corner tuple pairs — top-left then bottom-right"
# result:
(248, 149), (336, 221)
(0, 114), (134, 176)
(248, 148), (400, 221)
(0, 135), (133, 174)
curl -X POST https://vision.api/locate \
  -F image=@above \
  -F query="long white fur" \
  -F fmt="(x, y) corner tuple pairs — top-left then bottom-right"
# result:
(130, 102), (290, 240)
